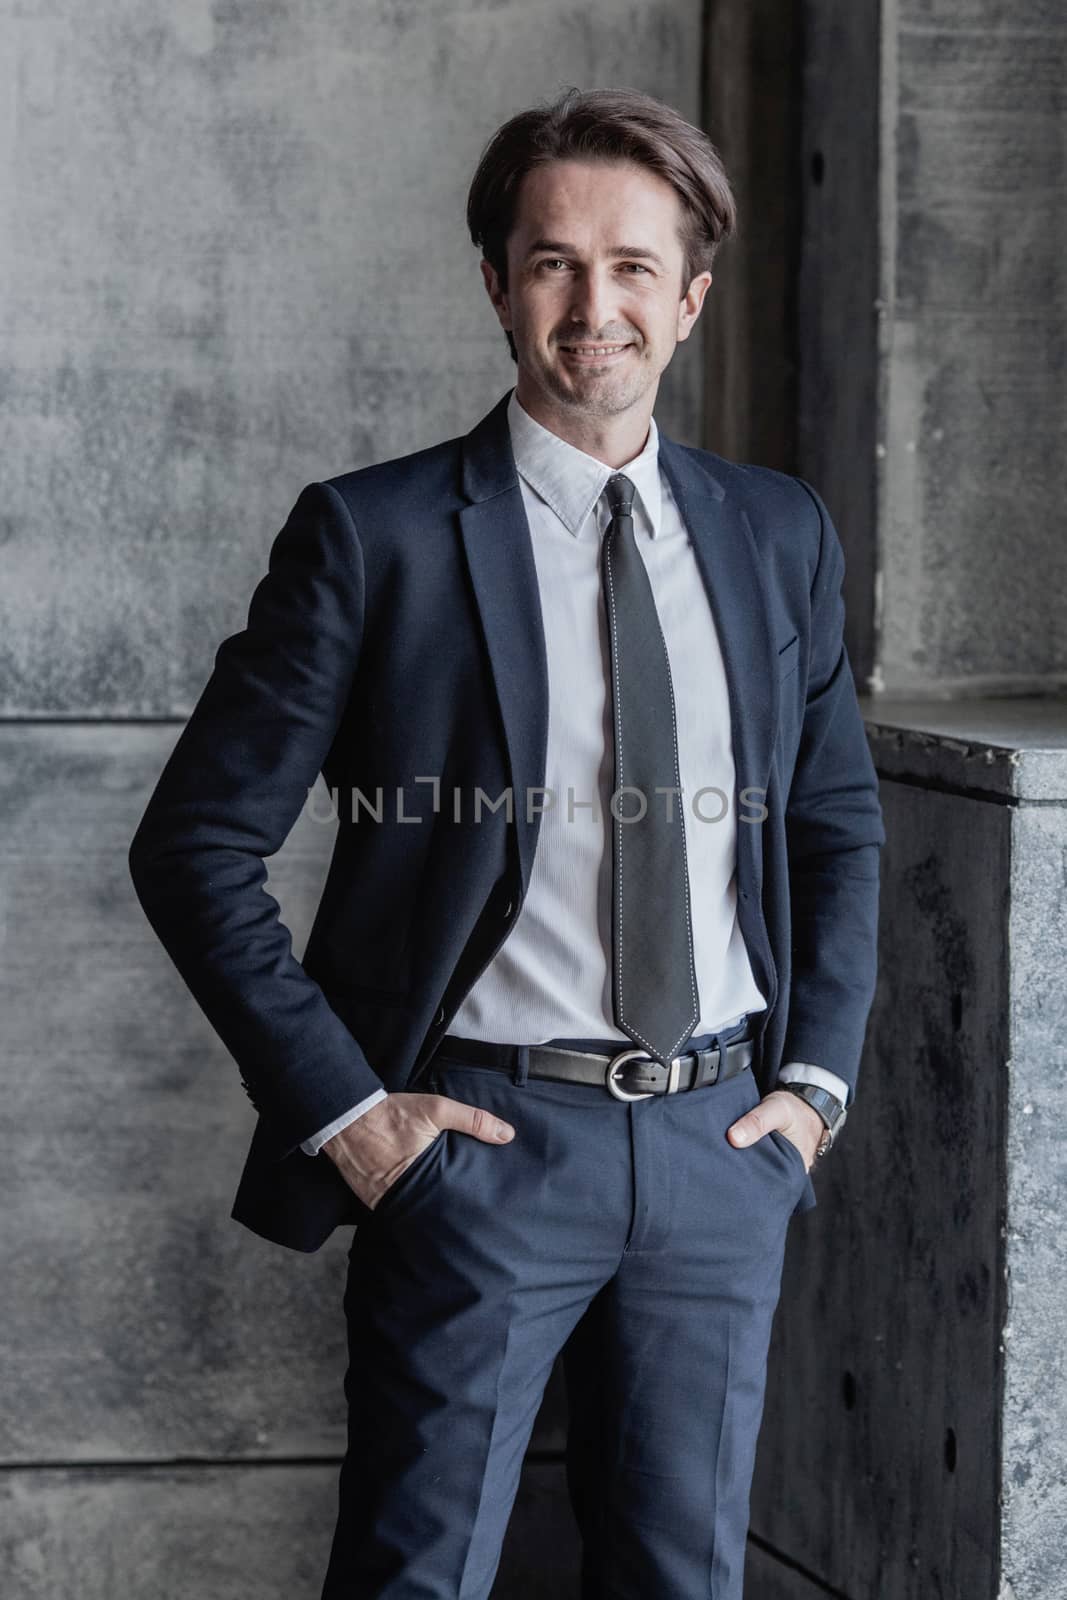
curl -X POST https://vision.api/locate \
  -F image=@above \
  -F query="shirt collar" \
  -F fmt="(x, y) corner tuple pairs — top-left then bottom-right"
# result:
(506, 387), (663, 539)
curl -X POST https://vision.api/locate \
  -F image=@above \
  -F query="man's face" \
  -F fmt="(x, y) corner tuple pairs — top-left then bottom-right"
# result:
(482, 157), (711, 422)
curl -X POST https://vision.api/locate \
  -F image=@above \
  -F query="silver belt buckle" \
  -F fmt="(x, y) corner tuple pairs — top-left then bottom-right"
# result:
(605, 1047), (682, 1102)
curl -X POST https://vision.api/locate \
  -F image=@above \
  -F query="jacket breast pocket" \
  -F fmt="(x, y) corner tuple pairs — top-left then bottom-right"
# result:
(777, 634), (799, 682)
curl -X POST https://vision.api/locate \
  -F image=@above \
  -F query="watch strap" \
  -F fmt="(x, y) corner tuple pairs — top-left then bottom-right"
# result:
(777, 1081), (847, 1156)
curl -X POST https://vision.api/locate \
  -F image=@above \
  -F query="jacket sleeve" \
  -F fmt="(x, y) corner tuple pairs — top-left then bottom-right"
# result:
(128, 480), (387, 1149)
(779, 477), (886, 1100)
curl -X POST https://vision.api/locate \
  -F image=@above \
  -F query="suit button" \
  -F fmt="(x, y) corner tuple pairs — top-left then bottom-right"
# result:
(435, 1005), (446, 1025)
(503, 899), (513, 918)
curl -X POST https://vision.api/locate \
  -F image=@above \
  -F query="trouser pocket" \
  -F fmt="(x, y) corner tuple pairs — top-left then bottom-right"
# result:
(371, 1129), (448, 1221)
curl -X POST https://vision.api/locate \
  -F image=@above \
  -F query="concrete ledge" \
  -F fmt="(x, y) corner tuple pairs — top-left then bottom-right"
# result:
(0, 1460), (580, 1599)
(861, 695), (1067, 800)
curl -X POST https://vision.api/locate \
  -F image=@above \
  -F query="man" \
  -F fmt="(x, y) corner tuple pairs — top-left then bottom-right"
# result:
(129, 87), (885, 1599)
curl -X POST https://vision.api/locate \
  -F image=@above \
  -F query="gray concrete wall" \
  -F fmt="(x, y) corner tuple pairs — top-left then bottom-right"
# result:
(0, 5), (705, 1595)
(707, 2), (1067, 700)
(876, 2), (1067, 698)
(703, 0), (803, 473)
(795, 0), (883, 694)
(1, 3), (706, 722)
(703, 0), (883, 689)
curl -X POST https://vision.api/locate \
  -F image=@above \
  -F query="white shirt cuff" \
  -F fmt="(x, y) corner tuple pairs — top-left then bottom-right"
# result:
(300, 1088), (389, 1156)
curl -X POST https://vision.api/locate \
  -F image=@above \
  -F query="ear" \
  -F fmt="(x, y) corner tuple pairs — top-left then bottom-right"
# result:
(676, 270), (712, 344)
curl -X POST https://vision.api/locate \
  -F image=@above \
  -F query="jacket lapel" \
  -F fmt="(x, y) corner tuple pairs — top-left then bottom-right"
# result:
(458, 393), (550, 902)
(457, 391), (779, 905)
(657, 434), (779, 894)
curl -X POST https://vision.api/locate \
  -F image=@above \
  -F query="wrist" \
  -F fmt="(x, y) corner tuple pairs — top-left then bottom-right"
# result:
(789, 1095), (828, 1142)
(777, 1081), (847, 1156)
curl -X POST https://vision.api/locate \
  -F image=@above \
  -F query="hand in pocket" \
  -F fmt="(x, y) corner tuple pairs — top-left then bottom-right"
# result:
(322, 1091), (517, 1210)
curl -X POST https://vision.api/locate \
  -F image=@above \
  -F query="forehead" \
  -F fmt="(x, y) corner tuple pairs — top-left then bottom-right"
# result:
(510, 158), (685, 247)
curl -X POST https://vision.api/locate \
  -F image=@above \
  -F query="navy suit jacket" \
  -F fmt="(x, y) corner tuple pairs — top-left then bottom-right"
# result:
(128, 387), (886, 1252)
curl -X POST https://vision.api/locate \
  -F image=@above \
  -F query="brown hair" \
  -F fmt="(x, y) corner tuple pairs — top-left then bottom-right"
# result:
(466, 86), (737, 362)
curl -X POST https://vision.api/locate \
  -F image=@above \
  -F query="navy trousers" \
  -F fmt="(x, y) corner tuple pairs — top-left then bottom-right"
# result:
(321, 1032), (811, 1598)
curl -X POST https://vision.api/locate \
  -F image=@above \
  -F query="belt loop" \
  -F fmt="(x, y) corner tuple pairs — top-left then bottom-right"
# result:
(512, 1043), (530, 1087)
(711, 1031), (726, 1084)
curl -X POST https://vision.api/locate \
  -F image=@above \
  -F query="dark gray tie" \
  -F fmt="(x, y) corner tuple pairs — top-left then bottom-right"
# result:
(600, 472), (700, 1065)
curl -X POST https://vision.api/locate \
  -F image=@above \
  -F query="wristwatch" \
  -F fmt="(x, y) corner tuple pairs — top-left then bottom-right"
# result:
(778, 1082), (847, 1160)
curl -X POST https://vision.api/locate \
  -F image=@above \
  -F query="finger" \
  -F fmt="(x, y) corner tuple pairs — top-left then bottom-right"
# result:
(728, 1089), (797, 1147)
(727, 1109), (776, 1146)
(430, 1094), (515, 1144)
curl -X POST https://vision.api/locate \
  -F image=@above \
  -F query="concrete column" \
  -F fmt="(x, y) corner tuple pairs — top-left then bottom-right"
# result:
(752, 701), (1067, 1600)
(722, 4), (1067, 1597)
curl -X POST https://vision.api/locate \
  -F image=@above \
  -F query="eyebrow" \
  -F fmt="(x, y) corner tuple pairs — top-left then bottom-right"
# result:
(524, 239), (667, 271)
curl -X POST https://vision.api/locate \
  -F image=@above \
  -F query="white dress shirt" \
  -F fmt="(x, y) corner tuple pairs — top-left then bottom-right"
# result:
(301, 391), (850, 1154)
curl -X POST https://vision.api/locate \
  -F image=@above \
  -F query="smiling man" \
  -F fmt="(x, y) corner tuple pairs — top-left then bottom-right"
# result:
(129, 86), (885, 1599)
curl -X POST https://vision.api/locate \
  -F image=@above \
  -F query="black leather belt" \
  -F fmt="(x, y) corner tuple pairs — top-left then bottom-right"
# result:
(436, 1025), (754, 1101)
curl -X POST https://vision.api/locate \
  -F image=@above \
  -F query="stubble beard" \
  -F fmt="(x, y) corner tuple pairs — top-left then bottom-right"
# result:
(536, 342), (653, 419)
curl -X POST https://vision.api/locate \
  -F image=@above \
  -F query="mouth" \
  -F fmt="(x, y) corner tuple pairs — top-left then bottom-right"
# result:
(557, 342), (633, 366)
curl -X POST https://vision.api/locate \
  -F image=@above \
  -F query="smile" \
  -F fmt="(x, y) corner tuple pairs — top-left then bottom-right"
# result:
(558, 343), (632, 364)
(556, 344), (630, 356)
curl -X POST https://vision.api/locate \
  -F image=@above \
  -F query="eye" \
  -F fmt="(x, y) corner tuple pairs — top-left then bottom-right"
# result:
(535, 259), (650, 274)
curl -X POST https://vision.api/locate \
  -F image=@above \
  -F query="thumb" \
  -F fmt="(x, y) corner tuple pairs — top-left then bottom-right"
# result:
(433, 1095), (515, 1145)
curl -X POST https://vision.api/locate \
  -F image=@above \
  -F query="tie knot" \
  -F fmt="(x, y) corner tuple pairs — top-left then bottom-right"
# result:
(604, 473), (636, 519)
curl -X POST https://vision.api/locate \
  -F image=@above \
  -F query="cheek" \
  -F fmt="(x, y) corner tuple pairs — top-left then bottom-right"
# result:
(524, 294), (563, 337)
(639, 296), (675, 334)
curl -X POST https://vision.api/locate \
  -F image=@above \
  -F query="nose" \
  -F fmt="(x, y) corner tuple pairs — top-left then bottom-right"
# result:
(566, 265), (622, 341)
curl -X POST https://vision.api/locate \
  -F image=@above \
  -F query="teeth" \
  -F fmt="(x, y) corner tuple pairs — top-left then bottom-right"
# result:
(564, 344), (627, 355)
